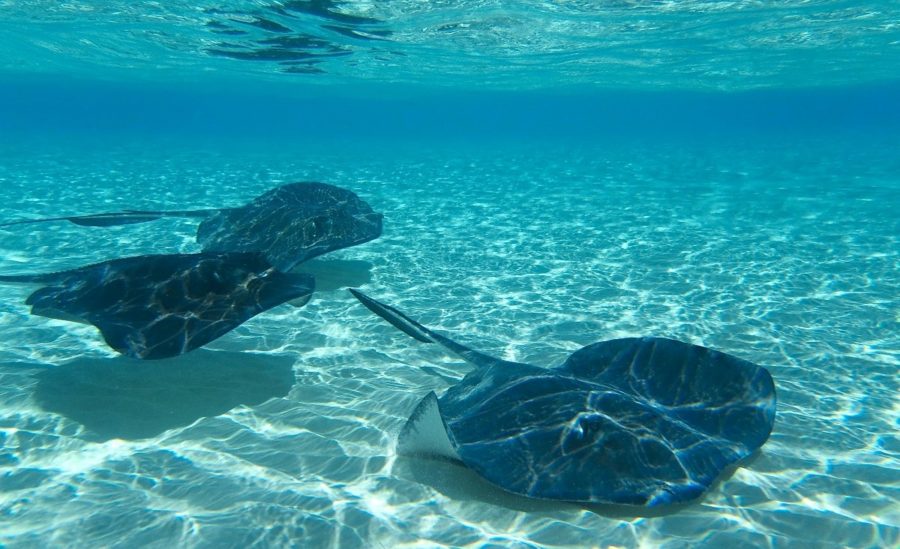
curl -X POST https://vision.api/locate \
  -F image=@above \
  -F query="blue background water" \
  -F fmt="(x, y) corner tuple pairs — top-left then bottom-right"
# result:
(1, 2), (899, 548)
(4, 75), (900, 142)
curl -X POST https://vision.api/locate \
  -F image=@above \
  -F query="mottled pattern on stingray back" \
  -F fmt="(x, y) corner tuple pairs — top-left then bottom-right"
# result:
(196, 182), (383, 271)
(25, 253), (315, 359)
(436, 336), (776, 506)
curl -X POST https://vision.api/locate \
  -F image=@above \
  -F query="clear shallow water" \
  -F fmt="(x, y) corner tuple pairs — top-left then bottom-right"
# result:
(0, 138), (897, 547)
(1, 0), (900, 547)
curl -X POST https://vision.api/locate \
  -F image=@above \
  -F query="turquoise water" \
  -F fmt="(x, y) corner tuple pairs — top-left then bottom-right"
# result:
(1, 2), (899, 548)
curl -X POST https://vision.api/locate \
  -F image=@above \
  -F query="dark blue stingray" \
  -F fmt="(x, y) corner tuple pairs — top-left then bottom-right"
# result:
(1, 182), (383, 273)
(350, 289), (777, 506)
(0, 253), (314, 359)
(0, 183), (380, 358)
(197, 182), (383, 271)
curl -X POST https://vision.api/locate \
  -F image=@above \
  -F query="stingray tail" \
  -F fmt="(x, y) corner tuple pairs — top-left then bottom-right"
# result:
(0, 272), (62, 284)
(0, 208), (218, 228)
(349, 288), (433, 343)
(349, 288), (520, 370)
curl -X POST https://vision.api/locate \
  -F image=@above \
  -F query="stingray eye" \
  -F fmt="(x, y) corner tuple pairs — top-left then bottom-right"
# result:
(561, 413), (607, 455)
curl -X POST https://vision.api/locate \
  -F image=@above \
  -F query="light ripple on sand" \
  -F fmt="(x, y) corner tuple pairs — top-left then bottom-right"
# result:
(0, 141), (897, 547)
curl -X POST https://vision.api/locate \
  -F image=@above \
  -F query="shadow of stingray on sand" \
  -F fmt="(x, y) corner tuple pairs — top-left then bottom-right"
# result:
(394, 451), (760, 519)
(33, 349), (296, 441)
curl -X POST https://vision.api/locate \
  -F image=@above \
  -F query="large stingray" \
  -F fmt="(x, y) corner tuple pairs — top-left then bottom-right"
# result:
(0, 253), (314, 359)
(196, 182), (382, 271)
(350, 289), (777, 507)
(1, 182), (383, 272)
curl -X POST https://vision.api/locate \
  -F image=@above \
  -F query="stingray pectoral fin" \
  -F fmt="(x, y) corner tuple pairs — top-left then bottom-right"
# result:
(89, 270), (315, 360)
(288, 294), (313, 308)
(15, 253), (315, 360)
(399, 391), (462, 462)
(25, 286), (92, 324)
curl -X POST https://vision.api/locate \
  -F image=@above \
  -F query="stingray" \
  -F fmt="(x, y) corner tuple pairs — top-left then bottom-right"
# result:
(1, 182), (383, 272)
(0, 253), (314, 360)
(196, 182), (383, 271)
(349, 289), (777, 507)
